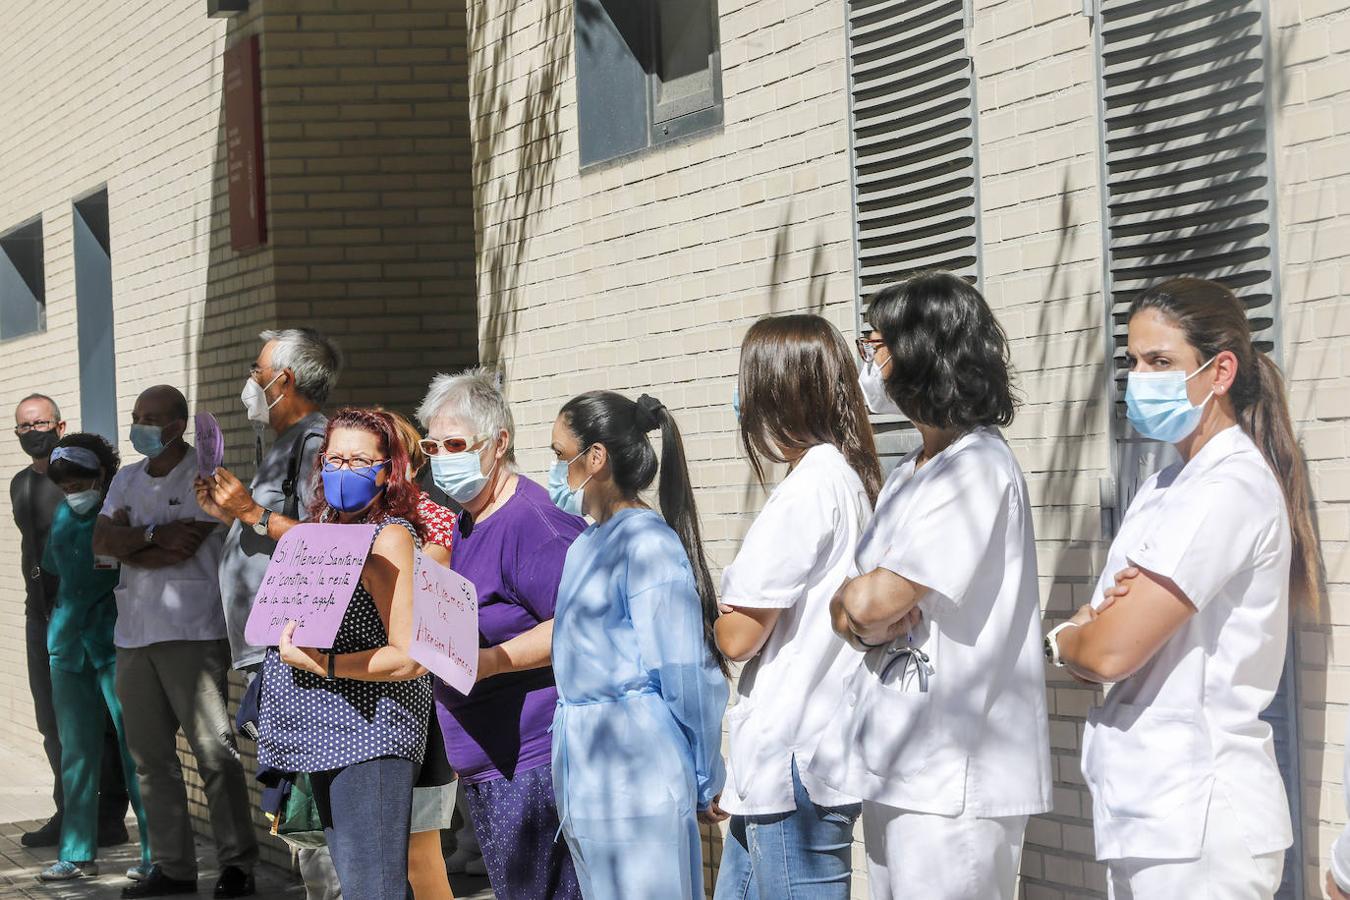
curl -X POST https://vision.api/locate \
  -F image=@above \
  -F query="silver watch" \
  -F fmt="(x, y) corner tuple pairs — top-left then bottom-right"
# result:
(143, 524), (156, 546)
(252, 508), (271, 537)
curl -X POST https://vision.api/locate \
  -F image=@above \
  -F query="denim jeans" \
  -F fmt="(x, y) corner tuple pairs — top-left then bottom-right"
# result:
(311, 756), (416, 900)
(714, 760), (861, 900)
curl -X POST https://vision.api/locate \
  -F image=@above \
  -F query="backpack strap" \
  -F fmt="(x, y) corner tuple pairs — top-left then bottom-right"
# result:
(282, 430), (324, 521)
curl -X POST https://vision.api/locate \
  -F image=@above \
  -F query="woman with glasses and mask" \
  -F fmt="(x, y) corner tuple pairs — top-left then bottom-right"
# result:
(809, 272), (1052, 900)
(414, 368), (584, 900)
(1050, 278), (1320, 898)
(548, 391), (729, 900)
(256, 408), (432, 900)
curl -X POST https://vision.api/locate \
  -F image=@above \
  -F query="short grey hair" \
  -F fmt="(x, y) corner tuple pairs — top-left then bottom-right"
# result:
(17, 393), (61, 421)
(260, 328), (342, 406)
(417, 367), (517, 466)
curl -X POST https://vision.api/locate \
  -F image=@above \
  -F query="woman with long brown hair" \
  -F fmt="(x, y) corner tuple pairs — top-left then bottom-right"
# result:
(712, 314), (880, 899)
(1050, 277), (1321, 898)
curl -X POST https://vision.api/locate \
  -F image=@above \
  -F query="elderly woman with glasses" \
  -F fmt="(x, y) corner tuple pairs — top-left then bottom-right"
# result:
(415, 368), (584, 900)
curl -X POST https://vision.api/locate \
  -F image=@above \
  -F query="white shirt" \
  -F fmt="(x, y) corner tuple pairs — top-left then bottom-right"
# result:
(102, 453), (227, 648)
(720, 444), (870, 815)
(1081, 425), (1292, 861)
(809, 427), (1052, 818)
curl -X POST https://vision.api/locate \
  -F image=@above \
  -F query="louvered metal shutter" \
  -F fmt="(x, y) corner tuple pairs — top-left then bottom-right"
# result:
(845, 0), (982, 469)
(1094, 3), (1300, 897)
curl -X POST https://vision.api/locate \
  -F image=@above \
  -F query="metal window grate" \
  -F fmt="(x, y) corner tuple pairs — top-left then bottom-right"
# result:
(845, 0), (982, 466)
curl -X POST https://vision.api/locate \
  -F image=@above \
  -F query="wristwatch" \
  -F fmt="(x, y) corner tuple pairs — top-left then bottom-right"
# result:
(1043, 622), (1077, 668)
(252, 508), (272, 537)
(143, 524), (157, 547)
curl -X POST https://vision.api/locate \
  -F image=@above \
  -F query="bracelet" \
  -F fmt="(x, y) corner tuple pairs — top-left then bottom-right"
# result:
(325, 651), (336, 681)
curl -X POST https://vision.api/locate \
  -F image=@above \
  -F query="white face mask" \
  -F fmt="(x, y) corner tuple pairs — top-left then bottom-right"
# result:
(241, 372), (284, 426)
(858, 358), (902, 416)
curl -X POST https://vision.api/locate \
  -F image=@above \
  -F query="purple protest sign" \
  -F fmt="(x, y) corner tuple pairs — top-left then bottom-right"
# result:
(409, 551), (479, 694)
(244, 523), (377, 648)
(195, 411), (224, 478)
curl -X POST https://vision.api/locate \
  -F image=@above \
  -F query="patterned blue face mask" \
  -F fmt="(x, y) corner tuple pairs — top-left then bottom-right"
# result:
(548, 448), (592, 517)
(1125, 356), (1216, 444)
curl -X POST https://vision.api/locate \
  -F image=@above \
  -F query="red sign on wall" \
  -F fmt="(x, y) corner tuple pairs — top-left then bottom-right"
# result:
(224, 35), (266, 251)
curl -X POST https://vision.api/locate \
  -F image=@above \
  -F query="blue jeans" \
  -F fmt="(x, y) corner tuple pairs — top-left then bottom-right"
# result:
(311, 756), (416, 900)
(714, 760), (861, 900)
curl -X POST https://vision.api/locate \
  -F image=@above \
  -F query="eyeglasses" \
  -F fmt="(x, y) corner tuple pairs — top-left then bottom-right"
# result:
(418, 434), (489, 457)
(14, 420), (57, 435)
(856, 337), (885, 364)
(321, 455), (389, 472)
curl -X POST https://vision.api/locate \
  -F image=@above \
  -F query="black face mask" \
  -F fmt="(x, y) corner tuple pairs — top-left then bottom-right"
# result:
(19, 429), (59, 460)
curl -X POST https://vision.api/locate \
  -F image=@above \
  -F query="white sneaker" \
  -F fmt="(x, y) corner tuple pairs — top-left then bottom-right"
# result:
(126, 862), (154, 881)
(39, 860), (98, 882)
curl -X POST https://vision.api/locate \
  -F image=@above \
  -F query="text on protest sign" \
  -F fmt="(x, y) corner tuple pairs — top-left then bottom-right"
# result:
(409, 551), (479, 694)
(244, 523), (376, 648)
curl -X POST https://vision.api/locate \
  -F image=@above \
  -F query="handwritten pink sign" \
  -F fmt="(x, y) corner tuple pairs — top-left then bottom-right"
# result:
(409, 552), (479, 694)
(195, 411), (224, 478)
(244, 523), (377, 648)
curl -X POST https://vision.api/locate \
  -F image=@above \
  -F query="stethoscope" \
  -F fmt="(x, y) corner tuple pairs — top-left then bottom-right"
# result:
(878, 641), (934, 692)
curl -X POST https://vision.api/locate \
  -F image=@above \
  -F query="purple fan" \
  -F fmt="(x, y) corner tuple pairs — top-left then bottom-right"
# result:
(195, 411), (225, 478)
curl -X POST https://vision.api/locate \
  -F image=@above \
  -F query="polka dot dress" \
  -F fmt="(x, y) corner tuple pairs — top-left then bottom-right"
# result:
(257, 516), (432, 773)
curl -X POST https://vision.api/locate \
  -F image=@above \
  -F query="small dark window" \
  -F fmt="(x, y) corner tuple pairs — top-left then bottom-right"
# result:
(576, 0), (723, 168)
(0, 219), (46, 340)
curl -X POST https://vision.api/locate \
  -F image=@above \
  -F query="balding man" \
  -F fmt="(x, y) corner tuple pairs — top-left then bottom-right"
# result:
(92, 386), (258, 899)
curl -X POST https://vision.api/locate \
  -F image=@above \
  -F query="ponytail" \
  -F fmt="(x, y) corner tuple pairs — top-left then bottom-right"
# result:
(1130, 278), (1324, 615)
(560, 391), (728, 673)
(1238, 354), (1324, 614)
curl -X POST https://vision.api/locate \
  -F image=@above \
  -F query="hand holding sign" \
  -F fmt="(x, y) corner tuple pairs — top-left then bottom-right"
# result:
(409, 552), (479, 694)
(195, 411), (225, 478)
(244, 523), (377, 648)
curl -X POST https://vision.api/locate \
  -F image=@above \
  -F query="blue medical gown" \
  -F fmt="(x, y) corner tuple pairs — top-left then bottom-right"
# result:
(551, 508), (729, 900)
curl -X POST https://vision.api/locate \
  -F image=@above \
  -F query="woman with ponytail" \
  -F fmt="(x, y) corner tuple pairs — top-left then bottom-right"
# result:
(712, 315), (879, 899)
(1051, 277), (1321, 897)
(547, 391), (729, 900)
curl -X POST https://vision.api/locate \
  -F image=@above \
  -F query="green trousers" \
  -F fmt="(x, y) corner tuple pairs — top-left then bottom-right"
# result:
(51, 660), (150, 865)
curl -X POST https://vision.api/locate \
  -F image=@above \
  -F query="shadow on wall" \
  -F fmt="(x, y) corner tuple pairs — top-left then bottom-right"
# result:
(472, 0), (571, 377)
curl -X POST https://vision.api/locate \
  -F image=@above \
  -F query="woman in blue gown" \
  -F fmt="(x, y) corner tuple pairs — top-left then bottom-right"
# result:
(547, 391), (729, 900)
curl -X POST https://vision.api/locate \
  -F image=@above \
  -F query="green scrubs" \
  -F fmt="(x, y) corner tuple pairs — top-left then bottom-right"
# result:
(42, 501), (150, 865)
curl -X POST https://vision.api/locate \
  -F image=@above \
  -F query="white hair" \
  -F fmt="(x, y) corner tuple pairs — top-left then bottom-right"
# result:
(416, 367), (517, 466)
(259, 328), (342, 405)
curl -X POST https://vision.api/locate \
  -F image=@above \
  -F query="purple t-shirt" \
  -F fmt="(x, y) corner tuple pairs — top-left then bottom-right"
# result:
(435, 476), (585, 784)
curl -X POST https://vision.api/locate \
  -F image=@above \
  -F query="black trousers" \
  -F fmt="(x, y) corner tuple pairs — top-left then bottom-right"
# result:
(26, 611), (129, 825)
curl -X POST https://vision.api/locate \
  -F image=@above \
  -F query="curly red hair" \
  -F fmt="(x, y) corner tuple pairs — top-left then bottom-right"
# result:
(309, 407), (422, 526)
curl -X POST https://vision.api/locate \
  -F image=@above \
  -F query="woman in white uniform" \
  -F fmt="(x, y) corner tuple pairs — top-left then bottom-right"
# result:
(1048, 277), (1322, 899)
(810, 272), (1053, 900)
(712, 314), (881, 899)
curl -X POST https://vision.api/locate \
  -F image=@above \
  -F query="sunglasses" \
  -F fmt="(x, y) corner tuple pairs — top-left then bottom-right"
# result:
(418, 434), (489, 457)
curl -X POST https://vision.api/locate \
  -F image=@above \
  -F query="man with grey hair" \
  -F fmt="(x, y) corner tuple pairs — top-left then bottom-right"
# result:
(196, 329), (342, 900)
(419, 367), (584, 899)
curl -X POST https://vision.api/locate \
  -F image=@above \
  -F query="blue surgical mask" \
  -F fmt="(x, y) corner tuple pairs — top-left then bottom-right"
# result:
(430, 447), (494, 504)
(66, 489), (102, 516)
(130, 424), (167, 458)
(548, 449), (592, 517)
(1125, 357), (1216, 444)
(321, 462), (388, 513)
(732, 387), (740, 422)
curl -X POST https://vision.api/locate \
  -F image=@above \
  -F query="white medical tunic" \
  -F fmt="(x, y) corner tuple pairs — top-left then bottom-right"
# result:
(1081, 425), (1293, 862)
(810, 427), (1052, 818)
(720, 443), (869, 816)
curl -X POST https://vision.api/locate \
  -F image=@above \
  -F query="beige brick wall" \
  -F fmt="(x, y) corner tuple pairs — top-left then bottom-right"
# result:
(1272, 0), (1350, 896)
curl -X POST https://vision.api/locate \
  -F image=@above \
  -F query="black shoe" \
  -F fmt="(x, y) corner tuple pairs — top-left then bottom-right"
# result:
(20, 815), (62, 848)
(121, 867), (197, 898)
(213, 866), (255, 898)
(98, 820), (130, 847)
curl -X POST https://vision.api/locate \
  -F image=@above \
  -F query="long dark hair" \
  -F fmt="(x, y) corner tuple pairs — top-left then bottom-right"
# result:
(309, 407), (422, 527)
(559, 391), (726, 674)
(739, 314), (882, 502)
(868, 272), (1018, 429)
(1130, 277), (1323, 614)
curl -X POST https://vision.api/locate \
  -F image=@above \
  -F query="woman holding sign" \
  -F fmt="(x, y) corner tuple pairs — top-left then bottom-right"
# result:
(256, 408), (433, 900)
(548, 391), (729, 900)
